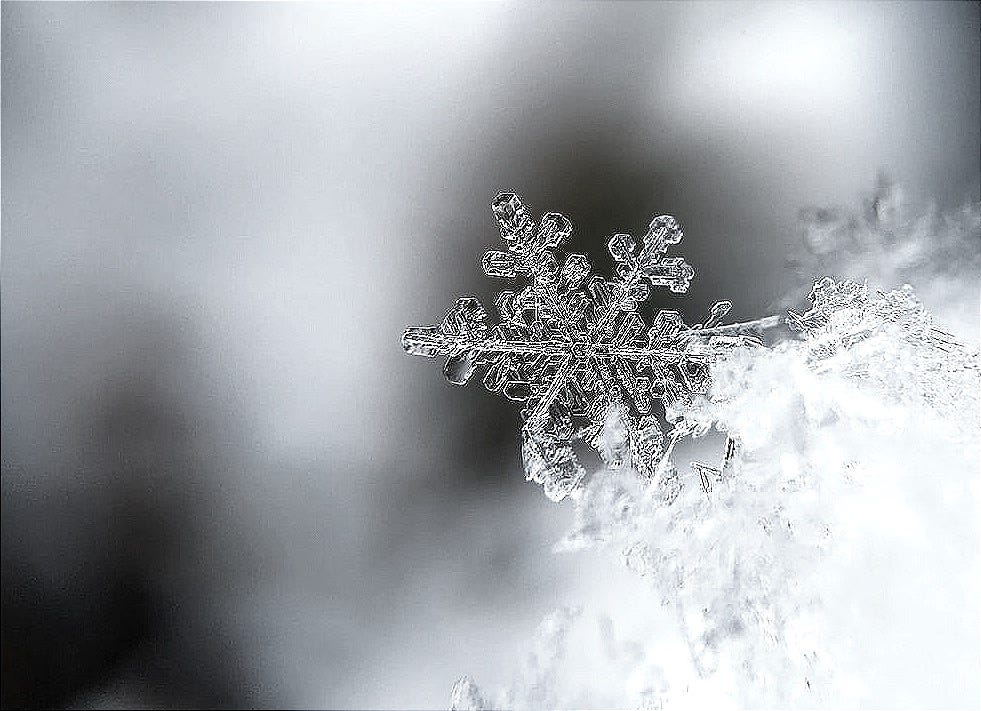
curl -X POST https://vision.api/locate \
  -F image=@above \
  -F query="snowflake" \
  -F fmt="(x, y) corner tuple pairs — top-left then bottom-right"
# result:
(402, 192), (773, 500)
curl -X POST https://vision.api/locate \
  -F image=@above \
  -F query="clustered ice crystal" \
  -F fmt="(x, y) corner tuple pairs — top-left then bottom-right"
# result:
(453, 278), (980, 709)
(785, 277), (979, 431)
(421, 188), (980, 709)
(402, 193), (775, 500)
(782, 175), (981, 336)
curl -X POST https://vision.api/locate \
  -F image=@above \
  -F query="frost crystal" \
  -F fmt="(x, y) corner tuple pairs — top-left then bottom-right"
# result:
(786, 277), (980, 435)
(782, 175), (981, 337)
(550, 278), (980, 707)
(450, 676), (486, 711)
(402, 193), (771, 500)
(439, 187), (981, 708)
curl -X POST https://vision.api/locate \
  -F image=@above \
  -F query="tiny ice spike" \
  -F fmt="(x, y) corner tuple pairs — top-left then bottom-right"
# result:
(402, 192), (769, 500)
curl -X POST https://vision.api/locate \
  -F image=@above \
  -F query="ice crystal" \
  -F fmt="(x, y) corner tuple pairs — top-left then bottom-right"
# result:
(785, 277), (980, 437)
(458, 279), (980, 709)
(402, 192), (773, 500)
(450, 676), (486, 711)
(782, 175), (981, 337)
(438, 184), (981, 708)
(554, 279), (980, 707)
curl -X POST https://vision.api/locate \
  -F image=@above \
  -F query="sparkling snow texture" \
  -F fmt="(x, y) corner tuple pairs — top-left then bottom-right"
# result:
(454, 278), (980, 709)
(447, 188), (980, 709)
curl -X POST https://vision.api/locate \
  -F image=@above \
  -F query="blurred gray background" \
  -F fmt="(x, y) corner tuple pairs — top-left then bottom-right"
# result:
(2, 1), (978, 708)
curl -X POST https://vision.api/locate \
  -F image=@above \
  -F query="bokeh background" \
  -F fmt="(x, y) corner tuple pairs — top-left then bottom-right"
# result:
(2, 1), (978, 708)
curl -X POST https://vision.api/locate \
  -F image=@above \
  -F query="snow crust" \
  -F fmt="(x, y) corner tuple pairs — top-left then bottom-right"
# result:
(455, 279), (980, 708)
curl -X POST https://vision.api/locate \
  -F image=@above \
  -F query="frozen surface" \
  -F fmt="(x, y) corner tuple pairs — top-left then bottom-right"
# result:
(453, 278), (980, 708)
(422, 196), (981, 709)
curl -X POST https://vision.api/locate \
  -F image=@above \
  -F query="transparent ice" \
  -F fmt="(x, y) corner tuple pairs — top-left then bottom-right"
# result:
(403, 190), (980, 708)
(402, 192), (775, 501)
(453, 278), (980, 709)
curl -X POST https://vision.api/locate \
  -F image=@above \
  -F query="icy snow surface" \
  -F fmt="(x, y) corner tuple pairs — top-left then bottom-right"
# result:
(434, 189), (980, 709)
(456, 277), (980, 708)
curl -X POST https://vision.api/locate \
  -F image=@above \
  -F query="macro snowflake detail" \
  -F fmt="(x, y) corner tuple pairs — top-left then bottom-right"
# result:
(402, 192), (774, 501)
